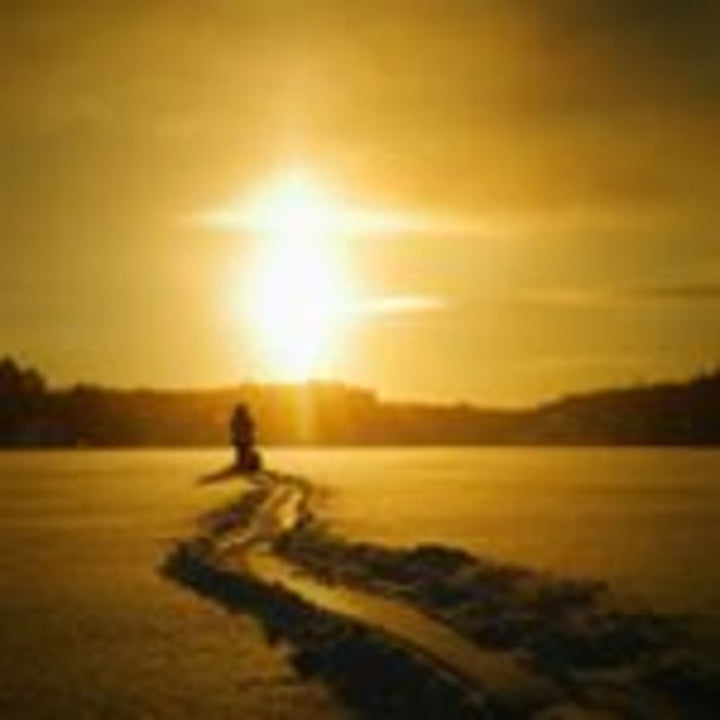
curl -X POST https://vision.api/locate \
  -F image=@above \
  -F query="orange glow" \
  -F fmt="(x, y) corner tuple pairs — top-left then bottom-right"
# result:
(208, 169), (447, 383)
(239, 171), (355, 381)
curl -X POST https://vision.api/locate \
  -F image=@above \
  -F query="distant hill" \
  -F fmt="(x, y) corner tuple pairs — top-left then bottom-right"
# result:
(0, 356), (718, 447)
(523, 370), (720, 445)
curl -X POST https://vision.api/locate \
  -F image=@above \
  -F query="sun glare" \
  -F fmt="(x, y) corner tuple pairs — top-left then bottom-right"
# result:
(241, 171), (354, 381)
(205, 168), (441, 382)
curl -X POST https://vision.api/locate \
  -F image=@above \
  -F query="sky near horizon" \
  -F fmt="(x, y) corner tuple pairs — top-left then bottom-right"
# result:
(2, 1), (719, 405)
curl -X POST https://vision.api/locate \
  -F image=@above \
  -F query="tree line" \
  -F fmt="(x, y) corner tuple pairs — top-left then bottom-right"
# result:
(1, 356), (718, 447)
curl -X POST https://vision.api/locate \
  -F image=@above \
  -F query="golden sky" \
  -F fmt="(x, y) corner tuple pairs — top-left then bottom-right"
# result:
(2, 0), (719, 404)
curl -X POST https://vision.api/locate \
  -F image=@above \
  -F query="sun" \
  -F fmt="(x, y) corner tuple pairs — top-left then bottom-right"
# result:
(239, 170), (355, 382)
(203, 168), (436, 382)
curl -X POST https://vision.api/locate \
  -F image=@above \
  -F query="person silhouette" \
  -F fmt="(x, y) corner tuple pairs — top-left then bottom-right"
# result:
(230, 404), (261, 471)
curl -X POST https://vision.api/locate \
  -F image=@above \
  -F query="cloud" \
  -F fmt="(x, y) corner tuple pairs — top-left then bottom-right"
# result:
(549, 0), (720, 95)
(524, 281), (720, 307)
(521, 353), (646, 370)
(353, 295), (449, 315)
(624, 283), (720, 300)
